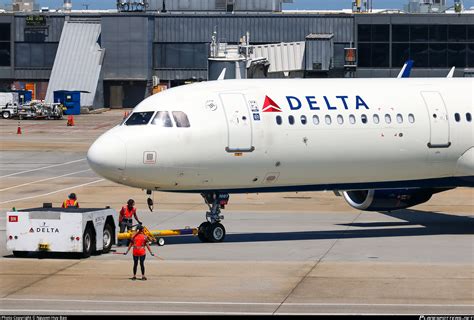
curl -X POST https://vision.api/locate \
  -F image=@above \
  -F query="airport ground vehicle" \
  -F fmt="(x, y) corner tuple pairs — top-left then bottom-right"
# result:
(1, 101), (64, 120)
(0, 92), (19, 119)
(6, 206), (119, 258)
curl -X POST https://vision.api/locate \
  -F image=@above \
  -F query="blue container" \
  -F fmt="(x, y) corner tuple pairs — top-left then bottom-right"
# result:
(53, 90), (81, 115)
(13, 90), (32, 104)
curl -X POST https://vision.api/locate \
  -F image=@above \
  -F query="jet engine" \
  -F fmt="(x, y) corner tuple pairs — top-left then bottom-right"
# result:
(342, 188), (443, 212)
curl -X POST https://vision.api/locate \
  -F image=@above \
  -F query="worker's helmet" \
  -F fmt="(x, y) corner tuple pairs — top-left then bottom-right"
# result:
(69, 193), (77, 200)
(127, 199), (135, 206)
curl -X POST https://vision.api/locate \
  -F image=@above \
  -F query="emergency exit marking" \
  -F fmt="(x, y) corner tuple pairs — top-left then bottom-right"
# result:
(9, 216), (18, 222)
(143, 151), (156, 164)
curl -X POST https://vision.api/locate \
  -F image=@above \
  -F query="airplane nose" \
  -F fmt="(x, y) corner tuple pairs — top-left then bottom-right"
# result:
(87, 133), (127, 179)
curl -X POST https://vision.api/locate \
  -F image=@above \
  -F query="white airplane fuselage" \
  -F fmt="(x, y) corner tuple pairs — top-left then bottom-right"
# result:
(87, 78), (474, 193)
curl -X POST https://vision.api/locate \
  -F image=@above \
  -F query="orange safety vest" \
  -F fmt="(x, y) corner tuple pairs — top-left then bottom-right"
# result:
(62, 199), (78, 208)
(121, 206), (136, 219)
(132, 233), (147, 256)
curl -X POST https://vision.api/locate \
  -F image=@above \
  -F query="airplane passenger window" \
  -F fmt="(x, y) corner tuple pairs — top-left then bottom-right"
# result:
(125, 111), (155, 126)
(172, 111), (190, 127)
(397, 114), (403, 124)
(276, 115), (282, 125)
(289, 115), (295, 125)
(325, 115), (332, 125)
(373, 114), (380, 124)
(337, 115), (344, 125)
(361, 114), (368, 124)
(408, 114), (415, 123)
(349, 115), (356, 124)
(454, 113), (461, 122)
(301, 115), (307, 125)
(151, 111), (173, 127)
(466, 113), (472, 122)
(385, 114), (392, 124)
(312, 115), (320, 125)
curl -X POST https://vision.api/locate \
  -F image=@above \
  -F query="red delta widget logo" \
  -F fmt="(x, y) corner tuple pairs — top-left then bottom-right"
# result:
(262, 95), (369, 112)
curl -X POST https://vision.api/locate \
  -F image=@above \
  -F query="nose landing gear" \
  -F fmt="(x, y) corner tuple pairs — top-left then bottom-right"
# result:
(198, 192), (229, 243)
(146, 190), (154, 212)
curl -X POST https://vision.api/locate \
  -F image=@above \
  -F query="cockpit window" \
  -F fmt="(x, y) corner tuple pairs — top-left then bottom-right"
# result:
(152, 111), (173, 127)
(125, 112), (154, 126)
(172, 111), (190, 128)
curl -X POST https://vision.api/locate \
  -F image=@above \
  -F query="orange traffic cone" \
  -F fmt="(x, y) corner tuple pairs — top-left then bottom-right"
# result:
(16, 124), (22, 134)
(67, 115), (75, 127)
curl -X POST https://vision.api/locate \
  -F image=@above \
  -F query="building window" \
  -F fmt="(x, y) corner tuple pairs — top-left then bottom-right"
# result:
(454, 113), (460, 122)
(313, 115), (320, 125)
(289, 115), (295, 125)
(0, 23), (11, 67)
(391, 24), (472, 68)
(154, 43), (208, 69)
(358, 24), (390, 68)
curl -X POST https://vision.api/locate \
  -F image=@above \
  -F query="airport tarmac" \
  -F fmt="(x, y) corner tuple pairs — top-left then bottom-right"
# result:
(0, 111), (473, 315)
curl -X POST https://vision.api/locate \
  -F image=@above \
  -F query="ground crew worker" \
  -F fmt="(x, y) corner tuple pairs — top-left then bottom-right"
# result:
(124, 224), (154, 280)
(118, 199), (142, 246)
(62, 193), (79, 208)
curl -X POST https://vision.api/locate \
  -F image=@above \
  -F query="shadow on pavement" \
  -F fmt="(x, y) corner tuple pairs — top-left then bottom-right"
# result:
(160, 209), (474, 245)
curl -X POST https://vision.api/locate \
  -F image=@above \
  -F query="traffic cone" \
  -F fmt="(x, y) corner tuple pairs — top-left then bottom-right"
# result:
(67, 115), (75, 127)
(16, 125), (22, 134)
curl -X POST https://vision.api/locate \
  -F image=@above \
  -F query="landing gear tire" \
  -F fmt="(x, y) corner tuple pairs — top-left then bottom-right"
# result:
(207, 223), (226, 243)
(198, 222), (211, 242)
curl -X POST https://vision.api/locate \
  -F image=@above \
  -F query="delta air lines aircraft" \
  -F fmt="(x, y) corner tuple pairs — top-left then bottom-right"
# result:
(87, 78), (474, 242)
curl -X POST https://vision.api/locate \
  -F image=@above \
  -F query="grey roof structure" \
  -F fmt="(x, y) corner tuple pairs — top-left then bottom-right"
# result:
(45, 21), (104, 107)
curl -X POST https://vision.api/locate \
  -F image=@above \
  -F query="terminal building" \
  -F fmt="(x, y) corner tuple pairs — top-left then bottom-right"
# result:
(0, 0), (472, 108)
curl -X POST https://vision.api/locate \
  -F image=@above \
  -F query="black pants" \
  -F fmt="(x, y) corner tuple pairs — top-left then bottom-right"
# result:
(133, 255), (146, 276)
(119, 219), (133, 245)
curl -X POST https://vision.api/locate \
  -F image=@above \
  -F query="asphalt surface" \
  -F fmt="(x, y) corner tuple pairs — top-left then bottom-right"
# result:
(0, 110), (473, 315)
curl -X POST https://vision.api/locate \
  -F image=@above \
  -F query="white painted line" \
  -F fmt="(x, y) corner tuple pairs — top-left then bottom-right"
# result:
(0, 158), (86, 178)
(0, 310), (273, 315)
(0, 169), (92, 192)
(1, 298), (471, 308)
(0, 179), (105, 205)
(0, 298), (278, 306)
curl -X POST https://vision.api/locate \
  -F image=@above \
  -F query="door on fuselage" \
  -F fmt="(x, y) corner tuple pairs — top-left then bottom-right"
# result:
(220, 93), (254, 152)
(421, 91), (451, 148)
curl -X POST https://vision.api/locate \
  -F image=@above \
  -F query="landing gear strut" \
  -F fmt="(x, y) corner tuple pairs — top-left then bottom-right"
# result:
(146, 190), (154, 212)
(198, 192), (229, 243)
